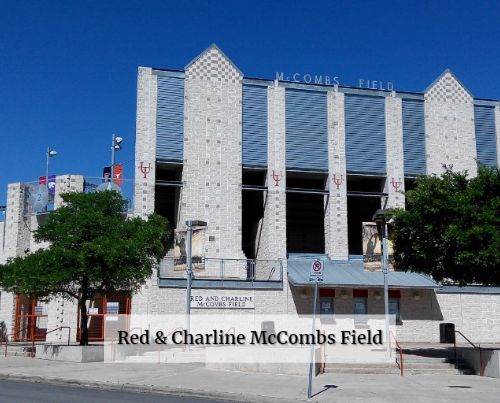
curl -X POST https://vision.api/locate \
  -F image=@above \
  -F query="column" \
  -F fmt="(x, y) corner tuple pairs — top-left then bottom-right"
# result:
(325, 90), (348, 260)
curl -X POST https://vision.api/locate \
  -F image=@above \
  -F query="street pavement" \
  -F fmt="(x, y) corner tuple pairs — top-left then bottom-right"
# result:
(0, 380), (225, 403)
(0, 356), (499, 402)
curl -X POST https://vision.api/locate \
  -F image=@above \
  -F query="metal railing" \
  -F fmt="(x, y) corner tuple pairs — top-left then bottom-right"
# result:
(1, 325), (72, 358)
(159, 256), (283, 283)
(390, 331), (404, 376)
(2, 325), (35, 358)
(454, 330), (484, 376)
(44, 326), (71, 347)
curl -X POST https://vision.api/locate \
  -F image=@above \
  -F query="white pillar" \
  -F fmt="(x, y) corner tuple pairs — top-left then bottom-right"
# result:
(325, 90), (348, 260)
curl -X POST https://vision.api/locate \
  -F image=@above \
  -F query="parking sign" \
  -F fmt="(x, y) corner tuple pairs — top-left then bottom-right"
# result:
(309, 260), (324, 282)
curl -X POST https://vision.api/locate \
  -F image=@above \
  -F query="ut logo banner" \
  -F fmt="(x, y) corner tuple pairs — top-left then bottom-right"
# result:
(103, 164), (123, 186)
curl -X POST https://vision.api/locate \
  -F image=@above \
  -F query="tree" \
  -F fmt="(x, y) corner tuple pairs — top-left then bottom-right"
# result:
(0, 191), (169, 345)
(389, 166), (500, 286)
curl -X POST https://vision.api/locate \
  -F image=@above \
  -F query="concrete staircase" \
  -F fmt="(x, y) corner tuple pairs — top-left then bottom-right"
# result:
(325, 345), (474, 375)
(0, 342), (35, 357)
(401, 346), (474, 375)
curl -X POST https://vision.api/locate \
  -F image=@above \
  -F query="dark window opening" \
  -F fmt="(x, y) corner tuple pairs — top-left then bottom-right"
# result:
(242, 170), (266, 259)
(155, 164), (182, 247)
(347, 175), (385, 192)
(286, 173), (326, 255)
(347, 176), (385, 255)
(404, 177), (418, 192)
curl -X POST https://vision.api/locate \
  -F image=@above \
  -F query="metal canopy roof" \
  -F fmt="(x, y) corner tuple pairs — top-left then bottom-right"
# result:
(287, 259), (438, 289)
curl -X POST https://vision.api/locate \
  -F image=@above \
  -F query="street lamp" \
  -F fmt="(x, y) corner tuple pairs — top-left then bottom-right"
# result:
(110, 134), (123, 182)
(372, 208), (390, 356)
(185, 220), (207, 348)
(45, 147), (57, 185)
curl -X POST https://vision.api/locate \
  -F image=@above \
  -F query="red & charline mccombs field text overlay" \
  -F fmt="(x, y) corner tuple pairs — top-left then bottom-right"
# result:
(116, 329), (383, 346)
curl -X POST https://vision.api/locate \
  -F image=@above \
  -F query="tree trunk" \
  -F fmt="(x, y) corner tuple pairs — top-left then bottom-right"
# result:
(79, 297), (89, 346)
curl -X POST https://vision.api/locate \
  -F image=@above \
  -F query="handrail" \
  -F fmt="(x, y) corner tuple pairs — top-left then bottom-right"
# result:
(455, 330), (477, 348)
(44, 326), (71, 346)
(454, 330), (484, 376)
(390, 331), (404, 376)
(3, 325), (73, 358)
(3, 325), (34, 358)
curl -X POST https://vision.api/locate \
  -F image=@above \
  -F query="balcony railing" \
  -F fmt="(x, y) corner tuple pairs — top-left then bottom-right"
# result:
(158, 256), (283, 289)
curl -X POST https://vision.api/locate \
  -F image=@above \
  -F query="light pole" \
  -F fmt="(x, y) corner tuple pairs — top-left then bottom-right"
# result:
(45, 147), (57, 185)
(110, 134), (123, 182)
(185, 220), (207, 349)
(372, 208), (390, 356)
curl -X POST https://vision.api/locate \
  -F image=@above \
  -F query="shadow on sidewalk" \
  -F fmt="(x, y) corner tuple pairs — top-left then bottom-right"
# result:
(312, 384), (338, 398)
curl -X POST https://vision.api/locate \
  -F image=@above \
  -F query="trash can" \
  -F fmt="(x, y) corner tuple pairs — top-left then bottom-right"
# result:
(261, 321), (275, 335)
(439, 323), (455, 343)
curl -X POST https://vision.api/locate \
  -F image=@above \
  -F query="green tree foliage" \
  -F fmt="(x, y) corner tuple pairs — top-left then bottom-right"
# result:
(389, 166), (500, 286)
(0, 191), (169, 345)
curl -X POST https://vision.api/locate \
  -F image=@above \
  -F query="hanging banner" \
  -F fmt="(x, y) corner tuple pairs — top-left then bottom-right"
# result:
(173, 227), (206, 272)
(113, 164), (123, 186)
(362, 222), (394, 272)
(102, 164), (123, 186)
(38, 175), (56, 195)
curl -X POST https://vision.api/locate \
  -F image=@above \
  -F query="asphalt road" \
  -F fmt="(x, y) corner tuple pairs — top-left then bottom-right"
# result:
(0, 380), (225, 403)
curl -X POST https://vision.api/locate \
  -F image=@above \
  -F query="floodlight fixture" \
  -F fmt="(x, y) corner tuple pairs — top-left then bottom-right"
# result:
(45, 146), (58, 186)
(110, 134), (123, 181)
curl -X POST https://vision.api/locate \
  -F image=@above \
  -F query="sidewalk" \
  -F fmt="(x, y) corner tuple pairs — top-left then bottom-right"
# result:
(0, 356), (499, 402)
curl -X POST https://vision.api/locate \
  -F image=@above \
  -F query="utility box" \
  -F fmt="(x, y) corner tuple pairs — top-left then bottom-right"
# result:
(261, 321), (275, 335)
(439, 323), (455, 343)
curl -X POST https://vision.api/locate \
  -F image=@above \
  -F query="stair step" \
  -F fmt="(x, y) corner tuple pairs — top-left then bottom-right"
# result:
(403, 359), (459, 365)
(393, 347), (474, 375)
(4, 351), (34, 357)
(405, 368), (475, 375)
(325, 365), (400, 375)
(403, 363), (455, 369)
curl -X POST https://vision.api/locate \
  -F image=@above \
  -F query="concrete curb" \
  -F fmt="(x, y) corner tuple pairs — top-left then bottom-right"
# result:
(0, 372), (303, 402)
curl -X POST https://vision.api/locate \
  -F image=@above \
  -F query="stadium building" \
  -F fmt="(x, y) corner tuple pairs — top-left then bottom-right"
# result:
(1, 44), (500, 345)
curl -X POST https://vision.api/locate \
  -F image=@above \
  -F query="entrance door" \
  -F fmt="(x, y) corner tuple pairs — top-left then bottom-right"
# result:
(14, 295), (48, 342)
(77, 292), (131, 342)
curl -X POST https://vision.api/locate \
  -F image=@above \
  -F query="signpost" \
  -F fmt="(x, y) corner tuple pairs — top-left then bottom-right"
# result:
(307, 259), (323, 399)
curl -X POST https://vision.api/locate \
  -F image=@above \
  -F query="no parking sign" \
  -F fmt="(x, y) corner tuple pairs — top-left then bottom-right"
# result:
(309, 260), (324, 282)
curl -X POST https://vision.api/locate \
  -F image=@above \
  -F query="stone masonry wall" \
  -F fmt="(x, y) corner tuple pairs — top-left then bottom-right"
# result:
(0, 176), (84, 341)
(424, 72), (477, 177)
(256, 84), (287, 263)
(179, 46), (245, 261)
(45, 175), (84, 343)
(0, 183), (30, 335)
(288, 287), (500, 343)
(385, 94), (405, 209)
(134, 67), (157, 218)
(325, 90), (348, 260)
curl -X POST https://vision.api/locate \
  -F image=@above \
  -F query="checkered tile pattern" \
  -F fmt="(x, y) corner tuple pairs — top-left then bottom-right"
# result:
(425, 72), (472, 104)
(186, 48), (242, 83)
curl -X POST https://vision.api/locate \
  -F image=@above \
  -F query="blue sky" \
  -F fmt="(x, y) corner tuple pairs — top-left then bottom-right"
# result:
(1, 0), (500, 207)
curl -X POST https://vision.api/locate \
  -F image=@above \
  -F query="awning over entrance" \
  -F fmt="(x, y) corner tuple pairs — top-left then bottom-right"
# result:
(287, 259), (438, 289)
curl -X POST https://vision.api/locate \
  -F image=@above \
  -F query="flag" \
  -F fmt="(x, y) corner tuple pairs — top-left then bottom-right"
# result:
(113, 164), (123, 186)
(103, 164), (123, 186)
(39, 175), (56, 195)
(102, 166), (111, 182)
